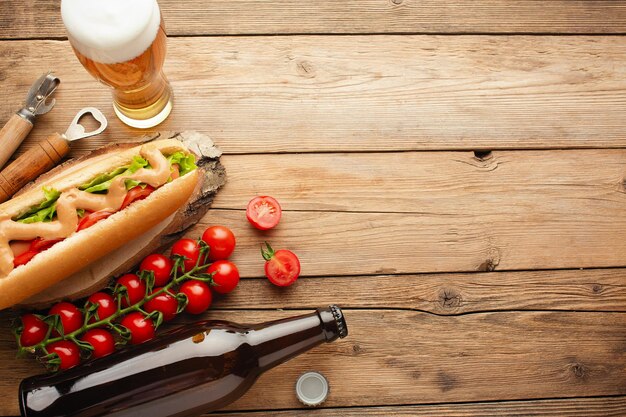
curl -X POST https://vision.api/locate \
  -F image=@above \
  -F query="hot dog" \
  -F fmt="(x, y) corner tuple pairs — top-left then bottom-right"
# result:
(0, 138), (200, 310)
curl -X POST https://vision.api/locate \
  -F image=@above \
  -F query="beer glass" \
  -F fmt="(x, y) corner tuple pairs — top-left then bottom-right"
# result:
(61, 0), (173, 129)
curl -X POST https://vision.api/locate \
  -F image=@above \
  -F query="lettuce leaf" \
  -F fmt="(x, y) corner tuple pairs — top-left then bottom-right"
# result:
(15, 187), (61, 224)
(167, 152), (196, 176)
(79, 156), (149, 193)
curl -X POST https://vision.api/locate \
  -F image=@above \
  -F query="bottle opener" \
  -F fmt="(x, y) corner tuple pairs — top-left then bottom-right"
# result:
(0, 72), (60, 169)
(0, 107), (108, 203)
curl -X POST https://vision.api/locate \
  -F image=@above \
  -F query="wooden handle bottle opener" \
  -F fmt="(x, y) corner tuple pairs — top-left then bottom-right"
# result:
(0, 72), (60, 170)
(0, 107), (108, 203)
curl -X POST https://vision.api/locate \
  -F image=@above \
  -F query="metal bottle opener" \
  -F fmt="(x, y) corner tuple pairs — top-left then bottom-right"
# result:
(0, 72), (60, 169)
(0, 107), (108, 204)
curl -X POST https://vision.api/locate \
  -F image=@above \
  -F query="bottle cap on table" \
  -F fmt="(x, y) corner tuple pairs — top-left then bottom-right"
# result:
(295, 371), (329, 407)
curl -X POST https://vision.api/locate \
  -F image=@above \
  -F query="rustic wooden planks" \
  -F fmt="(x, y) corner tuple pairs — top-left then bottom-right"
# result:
(213, 396), (626, 417)
(2, 1), (626, 38)
(2, 309), (625, 414)
(215, 269), (626, 314)
(1, 36), (626, 153)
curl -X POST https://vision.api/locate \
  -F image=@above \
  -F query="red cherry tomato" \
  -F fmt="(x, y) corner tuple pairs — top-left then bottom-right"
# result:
(30, 237), (65, 252)
(144, 288), (178, 321)
(77, 210), (115, 231)
(13, 250), (38, 267)
(139, 254), (173, 287)
(86, 292), (117, 323)
(120, 185), (155, 210)
(171, 239), (201, 272)
(116, 274), (147, 308)
(81, 329), (115, 359)
(246, 196), (282, 230)
(19, 314), (49, 347)
(47, 340), (81, 370)
(49, 302), (83, 336)
(120, 312), (155, 345)
(208, 260), (240, 294)
(179, 280), (212, 314)
(262, 243), (300, 287)
(201, 226), (236, 261)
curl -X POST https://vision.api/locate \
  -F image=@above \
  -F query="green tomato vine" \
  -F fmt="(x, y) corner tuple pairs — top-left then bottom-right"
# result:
(14, 240), (215, 371)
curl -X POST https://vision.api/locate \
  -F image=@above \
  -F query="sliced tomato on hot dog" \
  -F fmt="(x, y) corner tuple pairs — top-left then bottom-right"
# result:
(120, 185), (156, 210)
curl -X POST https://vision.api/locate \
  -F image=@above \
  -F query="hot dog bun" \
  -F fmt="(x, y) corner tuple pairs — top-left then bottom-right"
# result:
(21, 131), (225, 308)
(0, 139), (200, 310)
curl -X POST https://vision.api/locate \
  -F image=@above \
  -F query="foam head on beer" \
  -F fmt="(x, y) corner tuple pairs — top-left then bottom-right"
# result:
(61, 0), (161, 64)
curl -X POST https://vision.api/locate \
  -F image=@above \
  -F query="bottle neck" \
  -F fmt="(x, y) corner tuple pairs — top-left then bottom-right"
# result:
(248, 307), (346, 372)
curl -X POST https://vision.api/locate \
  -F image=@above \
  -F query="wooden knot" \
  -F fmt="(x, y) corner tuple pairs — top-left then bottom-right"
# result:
(439, 287), (462, 309)
(473, 150), (492, 161)
(569, 362), (588, 380)
(296, 60), (316, 78)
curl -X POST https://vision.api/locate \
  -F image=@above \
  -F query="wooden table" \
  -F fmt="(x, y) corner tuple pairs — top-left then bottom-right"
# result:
(1, 1), (626, 415)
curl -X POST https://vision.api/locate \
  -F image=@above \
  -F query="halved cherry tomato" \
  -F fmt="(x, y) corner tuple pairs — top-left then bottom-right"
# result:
(81, 329), (115, 359)
(19, 314), (49, 347)
(116, 274), (147, 308)
(46, 340), (80, 370)
(30, 237), (65, 252)
(246, 196), (282, 230)
(13, 250), (38, 267)
(49, 302), (83, 336)
(120, 312), (155, 345)
(76, 210), (115, 232)
(261, 242), (300, 287)
(120, 185), (155, 210)
(208, 260), (240, 294)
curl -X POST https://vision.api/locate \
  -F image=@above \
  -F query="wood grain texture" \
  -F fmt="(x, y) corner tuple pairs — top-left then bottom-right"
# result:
(2, 1), (626, 38)
(193, 149), (626, 275)
(1, 36), (626, 153)
(1, 309), (625, 414)
(193, 208), (626, 276)
(211, 396), (626, 417)
(214, 269), (626, 314)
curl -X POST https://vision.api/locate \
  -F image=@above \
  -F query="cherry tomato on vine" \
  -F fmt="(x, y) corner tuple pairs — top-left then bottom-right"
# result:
(116, 274), (147, 308)
(246, 196), (282, 230)
(171, 239), (201, 272)
(46, 340), (80, 370)
(144, 288), (178, 322)
(201, 226), (236, 261)
(19, 314), (48, 347)
(77, 210), (115, 231)
(179, 280), (212, 314)
(120, 312), (155, 345)
(86, 292), (117, 323)
(208, 260), (240, 294)
(261, 242), (301, 287)
(81, 329), (115, 359)
(140, 254), (173, 287)
(120, 185), (155, 210)
(49, 302), (83, 336)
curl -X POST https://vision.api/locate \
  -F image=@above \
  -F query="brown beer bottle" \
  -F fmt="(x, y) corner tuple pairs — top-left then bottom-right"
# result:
(20, 306), (348, 417)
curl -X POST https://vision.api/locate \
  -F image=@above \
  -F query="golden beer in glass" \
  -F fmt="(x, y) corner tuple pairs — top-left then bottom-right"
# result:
(61, 0), (173, 128)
